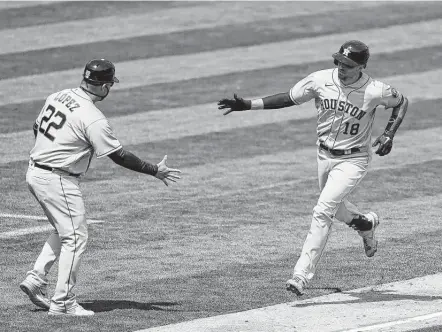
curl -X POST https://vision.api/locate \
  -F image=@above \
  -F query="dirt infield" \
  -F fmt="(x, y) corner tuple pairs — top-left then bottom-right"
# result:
(138, 274), (442, 332)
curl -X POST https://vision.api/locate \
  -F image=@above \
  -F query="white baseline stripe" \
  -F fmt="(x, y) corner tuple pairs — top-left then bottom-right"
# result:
(341, 311), (442, 332)
(0, 2), (381, 55)
(0, 213), (103, 222)
(0, 213), (46, 221)
(0, 1), (60, 10)
(1, 19), (441, 107)
(2, 68), (441, 165)
(0, 217), (104, 239)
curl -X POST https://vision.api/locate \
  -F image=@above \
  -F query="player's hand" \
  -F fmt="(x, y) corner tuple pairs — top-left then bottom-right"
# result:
(372, 132), (394, 156)
(217, 93), (251, 115)
(155, 155), (181, 186)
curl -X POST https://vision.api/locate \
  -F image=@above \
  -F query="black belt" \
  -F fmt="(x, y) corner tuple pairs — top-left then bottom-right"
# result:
(34, 162), (80, 177)
(319, 143), (360, 156)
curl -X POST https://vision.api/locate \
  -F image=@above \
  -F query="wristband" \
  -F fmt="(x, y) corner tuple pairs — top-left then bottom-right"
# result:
(384, 130), (395, 138)
(141, 162), (158, 176)
(250, 98), (264, 110)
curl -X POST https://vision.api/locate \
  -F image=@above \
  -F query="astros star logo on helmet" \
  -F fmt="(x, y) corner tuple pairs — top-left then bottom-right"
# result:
(343, 47), (352, 56)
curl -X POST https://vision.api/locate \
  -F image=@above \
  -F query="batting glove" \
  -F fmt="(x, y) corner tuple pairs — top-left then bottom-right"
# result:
(217, 94), (251, 115)
(372, 132), (394, 156)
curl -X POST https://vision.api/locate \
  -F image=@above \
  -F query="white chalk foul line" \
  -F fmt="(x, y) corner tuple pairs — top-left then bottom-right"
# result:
(0, 213), (46, 221)
(0, 214), (104, 239)
(341, 311), (442, 332)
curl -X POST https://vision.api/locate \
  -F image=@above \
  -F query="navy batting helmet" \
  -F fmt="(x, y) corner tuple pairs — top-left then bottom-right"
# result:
(83, 59), (119, 85)
(332, 40), (370, 67)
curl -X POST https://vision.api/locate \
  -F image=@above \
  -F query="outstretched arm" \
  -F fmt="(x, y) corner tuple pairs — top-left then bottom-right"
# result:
(372, 96), (409, 156)
(108, 148), (181, 186)
(218, 92), (294, 115)
(262, 92), (296, 109)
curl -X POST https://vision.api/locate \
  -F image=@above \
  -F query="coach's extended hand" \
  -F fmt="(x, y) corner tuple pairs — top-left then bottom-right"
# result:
(372, 132), (393, 156)
(218, 94), (251, 115)
(155, 155), (181, 186)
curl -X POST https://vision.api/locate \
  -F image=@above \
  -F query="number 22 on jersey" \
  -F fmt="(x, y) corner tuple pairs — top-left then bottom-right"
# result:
(38, 105), (66, 141)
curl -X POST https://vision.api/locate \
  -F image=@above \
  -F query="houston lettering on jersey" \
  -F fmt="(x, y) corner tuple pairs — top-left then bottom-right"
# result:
(320, 99), (367, 121)
(288, 68), (403, 150)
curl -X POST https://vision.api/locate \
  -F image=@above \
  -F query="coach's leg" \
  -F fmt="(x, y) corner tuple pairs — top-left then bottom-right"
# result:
(293, 156), (368, 284)
(51, 215), (88, 310)
(25, 170), (61, 279)
(28, 231), (61, 281)
(48, 176), (88, 311)
(22, 168), (60, 309)
(29, 202), (63, 280)
(21, 230), (60, 309)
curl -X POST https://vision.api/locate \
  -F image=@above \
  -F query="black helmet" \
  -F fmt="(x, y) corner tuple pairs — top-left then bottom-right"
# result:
(332, 40), (370, 67)
(83, 59), (119, 85)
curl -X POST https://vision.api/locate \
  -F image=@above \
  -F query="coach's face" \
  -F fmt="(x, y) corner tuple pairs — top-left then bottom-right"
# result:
(104, 82), (113, 92)
(98, 82), (114, 100)
(337, 61), (363, 83)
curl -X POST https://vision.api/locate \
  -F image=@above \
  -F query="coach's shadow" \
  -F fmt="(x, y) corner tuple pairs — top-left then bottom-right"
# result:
(293, 289), (442, 308)
(80, 300), (181, 312)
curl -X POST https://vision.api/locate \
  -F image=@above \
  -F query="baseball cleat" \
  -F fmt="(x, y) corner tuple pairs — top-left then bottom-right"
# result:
(20, 279), (50, 310)
(286, 276), (305, 296)
(48, 304), (94, 316)
(359, 211), (379, 257)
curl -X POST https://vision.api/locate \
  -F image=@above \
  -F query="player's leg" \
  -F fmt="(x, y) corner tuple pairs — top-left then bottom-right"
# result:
(335, 200), (360, 223)
(330, 157), (371, 228)
(289, 153), (368, 293)
(335, 198), (378, 232)
(332, 158), (379, 257)
(288, 150), (330, 294)
(48, 175), (91, 315)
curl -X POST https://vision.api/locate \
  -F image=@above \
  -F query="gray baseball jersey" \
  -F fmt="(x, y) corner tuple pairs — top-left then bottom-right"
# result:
(30, 88), (121, 175)
(289, 68), (403, 151)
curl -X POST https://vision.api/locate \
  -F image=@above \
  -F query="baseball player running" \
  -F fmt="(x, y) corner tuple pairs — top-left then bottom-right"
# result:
(20, 59), (181, 316)
(218, 40), (408, 296)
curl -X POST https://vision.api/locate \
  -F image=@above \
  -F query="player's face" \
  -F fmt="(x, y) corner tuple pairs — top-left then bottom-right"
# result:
(336, 61), (362, 83)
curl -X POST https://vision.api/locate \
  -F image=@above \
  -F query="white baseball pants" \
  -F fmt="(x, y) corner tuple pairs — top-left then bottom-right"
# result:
(293, 148), (370, 282)
(26, 164), (88, 311)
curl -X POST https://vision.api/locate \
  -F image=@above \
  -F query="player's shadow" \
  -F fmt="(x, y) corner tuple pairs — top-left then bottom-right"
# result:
(80, 300), (181, 312)
(293, 289), (442, 308)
